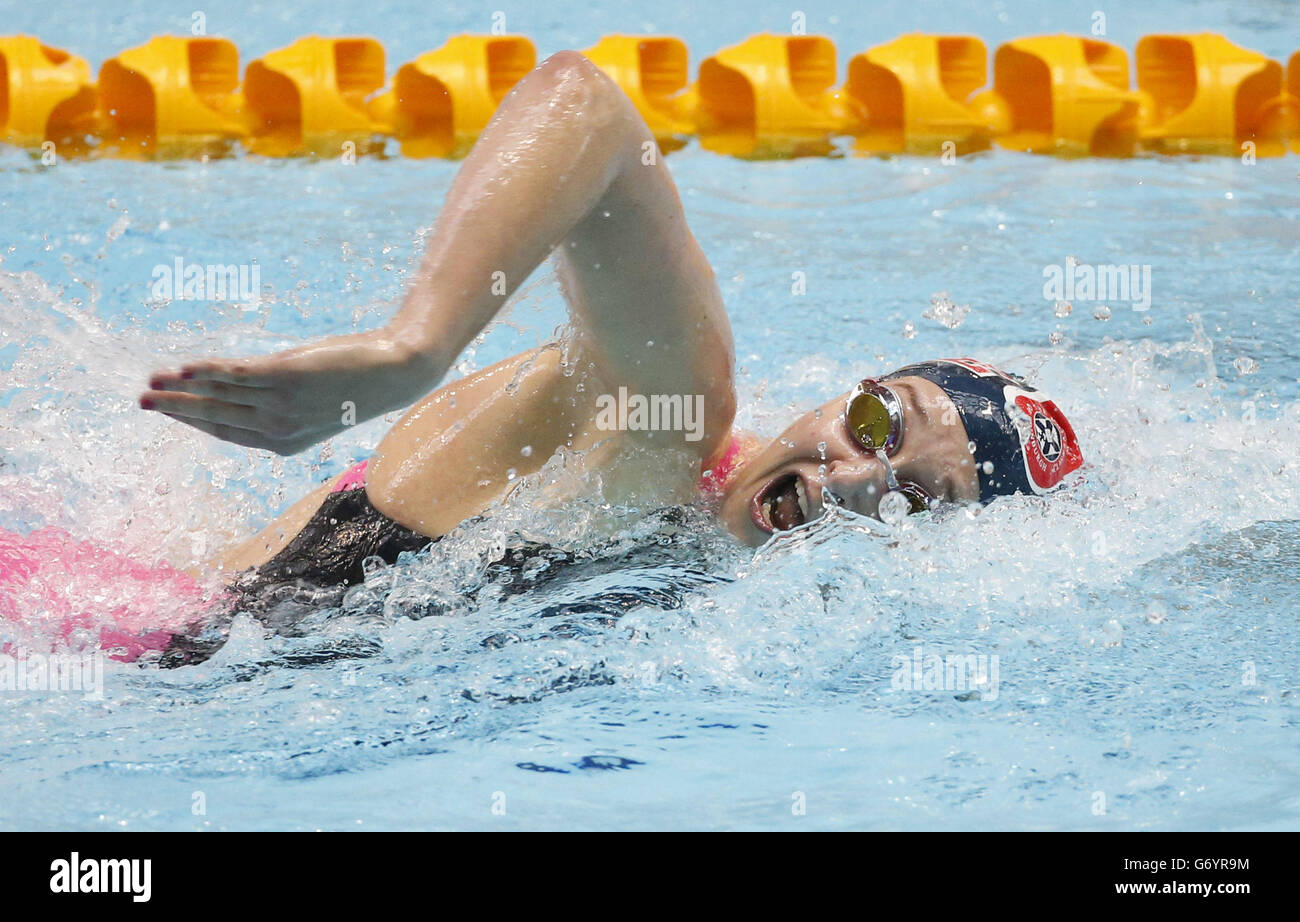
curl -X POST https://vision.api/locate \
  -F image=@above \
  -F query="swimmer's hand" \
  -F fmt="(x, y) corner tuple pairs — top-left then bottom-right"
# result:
(139, 329), (446, 454)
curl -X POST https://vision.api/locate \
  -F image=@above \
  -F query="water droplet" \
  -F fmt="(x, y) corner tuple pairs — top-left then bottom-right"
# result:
(506, 468), (518, 481)
(1093, 305), (1111, 321)
(981, 461), (994, 475)
(1233, 356), (1258, 375)
(878, 491), (911, 525)
(923, 291), (971, 329)
(902, 321), (916, 340)
(1053, 300), (1072, 318)
(816, 441), (827, 460)
(520, 445), (533, 457)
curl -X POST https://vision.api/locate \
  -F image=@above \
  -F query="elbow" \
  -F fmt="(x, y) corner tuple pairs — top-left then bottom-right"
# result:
(535, 50), (605, 86)
(530, 50), (633, 133)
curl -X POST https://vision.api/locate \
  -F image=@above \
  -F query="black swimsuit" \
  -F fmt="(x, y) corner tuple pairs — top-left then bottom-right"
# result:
(160, 483), (432, 667)
(159, 472), (721, 668)
(232, 486), (431, 600)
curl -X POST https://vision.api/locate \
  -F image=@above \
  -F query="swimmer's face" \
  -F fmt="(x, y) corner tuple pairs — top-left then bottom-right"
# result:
(719, 375), (981, 546)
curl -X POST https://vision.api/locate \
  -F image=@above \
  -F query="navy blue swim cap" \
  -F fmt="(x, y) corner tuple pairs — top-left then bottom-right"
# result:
(884, 358), (1084, 503)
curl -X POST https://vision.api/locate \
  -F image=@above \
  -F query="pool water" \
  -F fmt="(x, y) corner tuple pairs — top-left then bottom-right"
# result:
(1, 0), (1298, 830)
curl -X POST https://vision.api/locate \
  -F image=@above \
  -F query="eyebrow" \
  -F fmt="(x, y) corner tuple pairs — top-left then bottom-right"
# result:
(890, 380), (957, 504)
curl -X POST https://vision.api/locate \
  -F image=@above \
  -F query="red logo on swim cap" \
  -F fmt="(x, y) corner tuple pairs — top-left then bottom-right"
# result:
(1012, 394), (1083, 492)
(943, 357), (1014, 378)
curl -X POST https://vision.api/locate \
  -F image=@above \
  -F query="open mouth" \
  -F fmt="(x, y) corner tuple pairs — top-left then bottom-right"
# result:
(752, 473), (812, 533)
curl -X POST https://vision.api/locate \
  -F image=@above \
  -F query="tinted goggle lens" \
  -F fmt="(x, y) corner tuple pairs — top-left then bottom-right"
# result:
(845, 383), (899, 453)
(897, 483), (931, 515)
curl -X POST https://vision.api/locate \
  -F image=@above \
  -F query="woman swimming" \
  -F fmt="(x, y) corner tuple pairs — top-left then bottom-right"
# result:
(139, 52), (1083, 643)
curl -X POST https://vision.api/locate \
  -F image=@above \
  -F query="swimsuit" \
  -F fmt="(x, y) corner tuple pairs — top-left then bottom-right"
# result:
(160, 436), (747, 667)
(230, 459), (429, 600)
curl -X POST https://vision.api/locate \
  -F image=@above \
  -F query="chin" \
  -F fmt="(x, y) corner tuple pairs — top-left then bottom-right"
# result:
(719, 479), (767, 547)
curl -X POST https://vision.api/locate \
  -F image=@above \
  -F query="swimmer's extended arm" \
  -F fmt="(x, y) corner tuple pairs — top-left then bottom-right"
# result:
(142, 51), (733, 456)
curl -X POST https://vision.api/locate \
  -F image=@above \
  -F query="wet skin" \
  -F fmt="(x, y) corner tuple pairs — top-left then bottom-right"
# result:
(719, 376), (982, 547)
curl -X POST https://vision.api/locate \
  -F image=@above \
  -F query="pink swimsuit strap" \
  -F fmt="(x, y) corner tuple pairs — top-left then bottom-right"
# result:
(332, 459), (370, 493)
(698, 434), (745, 496)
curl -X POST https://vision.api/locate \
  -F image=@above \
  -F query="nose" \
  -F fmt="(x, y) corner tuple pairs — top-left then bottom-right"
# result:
(822, 456), (889, 517)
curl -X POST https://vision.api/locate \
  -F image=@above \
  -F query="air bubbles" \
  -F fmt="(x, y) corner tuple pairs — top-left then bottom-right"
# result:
(1093, 305), (1112, 321)
(1233, 356), (1258, 376)
(902, 321), (916, 340)
(520, 445), (533, 457)
(1054, 300), (1073, 318)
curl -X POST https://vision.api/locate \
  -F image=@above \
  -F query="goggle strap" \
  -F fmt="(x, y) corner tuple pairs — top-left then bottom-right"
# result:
(875, 449), (901, 491)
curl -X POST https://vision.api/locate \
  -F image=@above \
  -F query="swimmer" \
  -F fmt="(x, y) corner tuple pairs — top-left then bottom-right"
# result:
(139, 52), (1084, 631)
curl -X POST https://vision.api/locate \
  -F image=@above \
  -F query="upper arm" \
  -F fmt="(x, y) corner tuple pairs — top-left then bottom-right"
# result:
(552, 57), (736, 453)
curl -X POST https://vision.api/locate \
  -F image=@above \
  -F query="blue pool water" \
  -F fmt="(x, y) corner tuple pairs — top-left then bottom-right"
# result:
(1, 0), (1298, 829)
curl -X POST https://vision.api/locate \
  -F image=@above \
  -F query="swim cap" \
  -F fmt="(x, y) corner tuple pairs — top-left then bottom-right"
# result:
(884, 358), (1083, 503)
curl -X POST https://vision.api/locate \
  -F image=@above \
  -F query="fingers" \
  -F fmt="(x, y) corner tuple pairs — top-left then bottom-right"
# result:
(146, 374), (266, 405)
(148, 359), (275, 391)
(141, 390), (262, 430)
(176, 358), (278, 388)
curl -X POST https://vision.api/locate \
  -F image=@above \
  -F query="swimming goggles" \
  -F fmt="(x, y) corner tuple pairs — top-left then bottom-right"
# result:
(844, 379), (932, 516)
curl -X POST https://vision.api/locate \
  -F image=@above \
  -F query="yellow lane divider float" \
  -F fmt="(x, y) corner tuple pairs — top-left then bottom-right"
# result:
(243, 36), (388, 156)
(846, 34), (992, 156)
(0, 31), (1296, 159)
(98, 36), (246, 157)
(979, 35), (1143, 157)
(584, 35), (695, 150)
(1292, 51), (1300, 153)
(0, 36), (97, 151)
(1137, 33), (1289, 157)
(695, 34), (846, 157)
(374, 34), (535, 158)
